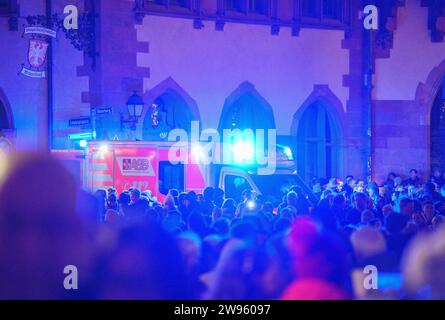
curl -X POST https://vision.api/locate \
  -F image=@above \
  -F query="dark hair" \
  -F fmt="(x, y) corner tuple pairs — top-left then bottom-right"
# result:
(385, 212), (409, 234)
(409, 169), (418, 174)
(242, 189), (252, 198)
(213, 218), (230, 235)
(169, 189), (179, 197)
(118, 191), (131, 205)
(203, 187), (214, 201)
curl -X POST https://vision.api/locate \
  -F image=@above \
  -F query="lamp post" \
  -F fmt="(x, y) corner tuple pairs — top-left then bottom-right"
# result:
(120, 91), (144, 131)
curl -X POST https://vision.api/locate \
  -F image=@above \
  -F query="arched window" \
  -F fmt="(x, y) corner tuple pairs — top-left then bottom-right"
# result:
(0, 101), (9, 130)
(218, 82), (275, 132)
(296, 100), (343, 181)
(292, 86), (345, 182)
(430, 83), (445, 171)
(0, 89), (13, 132)
(142, 90), (195, 141)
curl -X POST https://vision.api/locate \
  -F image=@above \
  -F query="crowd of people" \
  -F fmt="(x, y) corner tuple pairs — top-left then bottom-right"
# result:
(1, 153), (445, 299)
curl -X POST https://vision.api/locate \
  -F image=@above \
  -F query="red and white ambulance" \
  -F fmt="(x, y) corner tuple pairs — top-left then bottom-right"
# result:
(53, 141), (315, 205)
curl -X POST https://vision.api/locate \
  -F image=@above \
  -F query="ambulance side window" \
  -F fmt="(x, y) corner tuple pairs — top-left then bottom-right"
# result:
(159, 161), (184, 195)
(224, 175), (251, 203)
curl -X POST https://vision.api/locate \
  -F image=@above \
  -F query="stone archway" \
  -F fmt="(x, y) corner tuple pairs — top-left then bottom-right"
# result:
(0, 88), (15, 156)
(218, 81), (276, 132)
(136, 78), (200, 140)
(415, 58), (445, 173)
(0, 88), (14, 131)
(291, 85), (347, 181)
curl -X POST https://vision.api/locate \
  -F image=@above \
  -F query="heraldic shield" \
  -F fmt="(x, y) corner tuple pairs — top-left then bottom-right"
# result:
(28, 39), (49, 69)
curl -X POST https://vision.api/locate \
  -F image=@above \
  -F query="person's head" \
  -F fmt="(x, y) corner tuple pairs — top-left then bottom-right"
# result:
(203, 187), (214, 202)
(388, 172), (397, 180)
(104, 209), (121, 225)
(382, 204), (394, 218)
(164, 195), (176, 211)
(177, 232), (202, 272)
(402, 226), (445, 299)
(423, 182), (436, 194)
(412, 211), (427, 229)
(385, 212), (409, 235)
(0, 154), (89, 299)
(367, 184), (379, 197)
(107, 193), (118, 210)
(422, 201), (435, 223)
(399, 197), (414, 216)
(107, 187), (117, 197)
(96, 222), (189, 299)
(280, 207), (296, 221)
(432, 167), (442, 178)
(213, 188), (225, 207)
(188, 212), (207, 234)
(350, 227), (386, 261)
(332, 194), (346, 209)
(187, 191), (197, 204)
(212, 217), (230, 236)
(361, 209), (375, 224)
(409, 169), (418, 179)
(242, 189), (252, 201)
(95, 188), (107, 200)
(222, 198), (236, 220)
(168, 189), (179, 198)
(204, 239), (267, 299)
(347, 177), (357, 188)
(432, 215), (445, 230)
(118, 191), (131, 206)
(130, 188), (141, 203)
(286, 191), (298, 208)
(287, 217), (352, 297)
(353, 192), (368, 211)
(368, 218), (382, 229)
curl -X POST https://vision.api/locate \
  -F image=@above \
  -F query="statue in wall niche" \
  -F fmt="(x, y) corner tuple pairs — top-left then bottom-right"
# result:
(142, 102), (172, 141)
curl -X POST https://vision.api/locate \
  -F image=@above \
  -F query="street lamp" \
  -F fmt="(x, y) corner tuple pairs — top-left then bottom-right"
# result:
(121, 91), (144, 130)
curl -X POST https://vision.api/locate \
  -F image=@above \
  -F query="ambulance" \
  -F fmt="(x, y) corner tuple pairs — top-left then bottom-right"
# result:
(52, 140), (316, 206)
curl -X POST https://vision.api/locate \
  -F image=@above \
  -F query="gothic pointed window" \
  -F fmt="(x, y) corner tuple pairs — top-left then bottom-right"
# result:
(431, 83), (445, 171)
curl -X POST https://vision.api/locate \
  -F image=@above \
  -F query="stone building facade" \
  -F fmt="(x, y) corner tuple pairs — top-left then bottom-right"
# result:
(0, 0), (444, 183)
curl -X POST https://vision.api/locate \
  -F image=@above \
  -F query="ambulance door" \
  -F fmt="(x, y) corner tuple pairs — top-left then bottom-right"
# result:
(219, 167), (260, 203)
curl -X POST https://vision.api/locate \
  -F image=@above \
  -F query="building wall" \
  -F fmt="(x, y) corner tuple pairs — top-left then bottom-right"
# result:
(373, 0), (445, 183)
(0, 0), (89, 151)
(0, 0), (47, 151)
(136, 14), (349, 135)
(2, 0), (442, 184)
